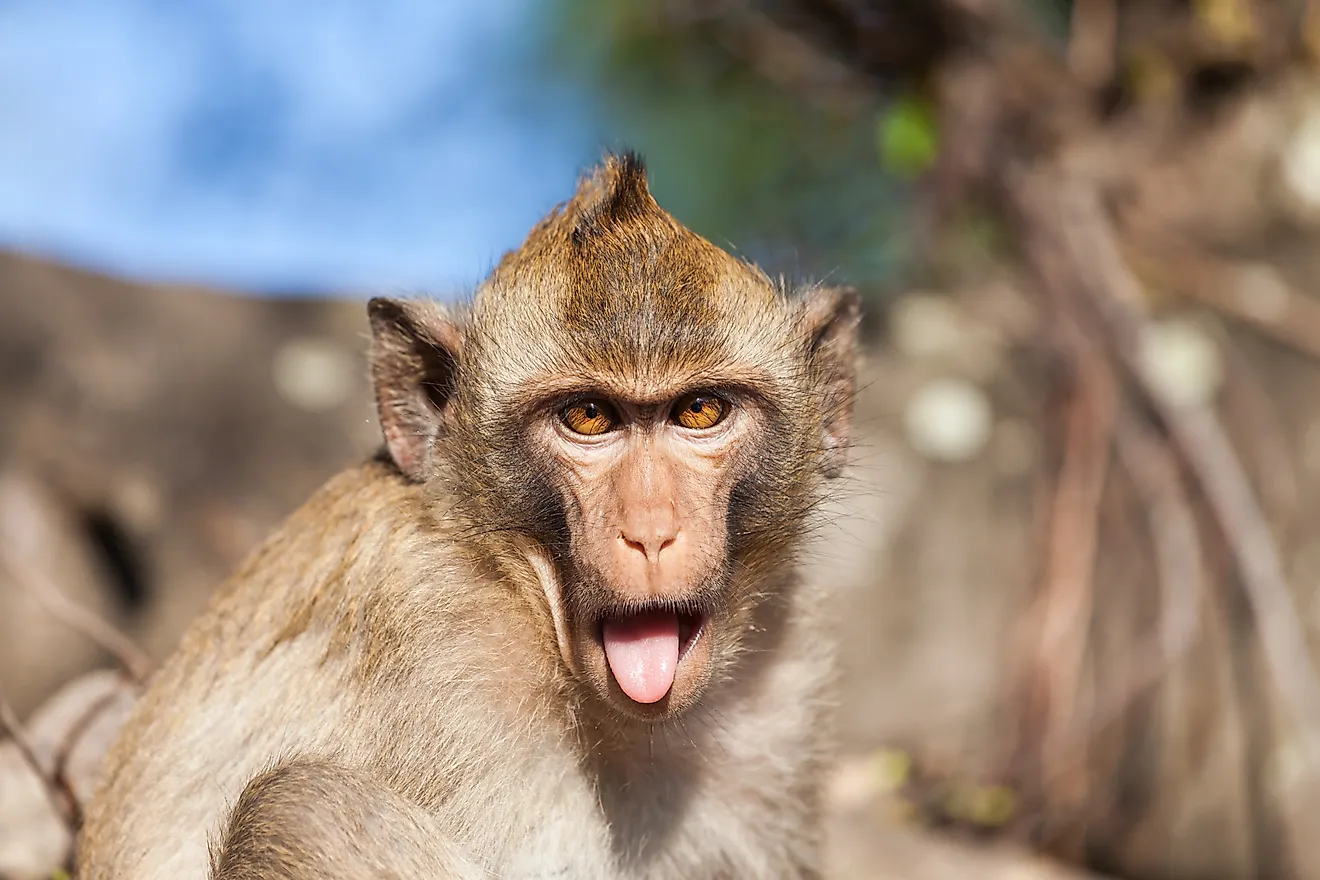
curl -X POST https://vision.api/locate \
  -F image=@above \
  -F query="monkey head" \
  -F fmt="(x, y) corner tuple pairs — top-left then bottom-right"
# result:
(368, 154), (859, 721)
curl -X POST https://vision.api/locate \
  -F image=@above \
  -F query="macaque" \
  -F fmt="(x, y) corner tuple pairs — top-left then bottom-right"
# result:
(77, 153), (861, 879)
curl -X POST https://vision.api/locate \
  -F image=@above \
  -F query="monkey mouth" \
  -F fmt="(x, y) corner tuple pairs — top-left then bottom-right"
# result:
(597, 603), (707, 706)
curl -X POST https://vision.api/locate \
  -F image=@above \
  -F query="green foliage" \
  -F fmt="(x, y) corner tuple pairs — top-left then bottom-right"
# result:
(534, 0), (911, 291)
(531, 0), (1077, 294)
(878, 95), (939, 178)
(1025, 0), (1075, 43)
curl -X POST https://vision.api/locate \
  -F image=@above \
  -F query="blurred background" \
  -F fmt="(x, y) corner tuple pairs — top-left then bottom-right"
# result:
(6, 1), (1320, 878)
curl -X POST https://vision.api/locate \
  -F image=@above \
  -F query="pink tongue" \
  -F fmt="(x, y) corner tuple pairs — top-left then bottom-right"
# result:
(602, 611), (680, 704)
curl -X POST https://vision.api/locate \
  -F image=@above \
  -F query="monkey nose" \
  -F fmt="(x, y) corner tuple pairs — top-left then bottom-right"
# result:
(618, 530), (678, 565)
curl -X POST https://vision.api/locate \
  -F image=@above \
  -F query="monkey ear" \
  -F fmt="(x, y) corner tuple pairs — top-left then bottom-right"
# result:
(800, 285), (862, 478)
(367, 297), (464, 482)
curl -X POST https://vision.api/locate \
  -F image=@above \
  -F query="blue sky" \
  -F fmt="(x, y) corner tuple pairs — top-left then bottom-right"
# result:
(0, 1), (600, 295)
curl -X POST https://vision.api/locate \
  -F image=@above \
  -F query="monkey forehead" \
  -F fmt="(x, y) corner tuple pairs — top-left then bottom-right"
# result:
(467, 317), (800, 410)
(469, 154), (802, 388)
(469, 264), (799, 390)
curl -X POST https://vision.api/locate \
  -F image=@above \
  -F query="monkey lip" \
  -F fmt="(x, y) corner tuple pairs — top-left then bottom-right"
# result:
(598, 606), (706, 706)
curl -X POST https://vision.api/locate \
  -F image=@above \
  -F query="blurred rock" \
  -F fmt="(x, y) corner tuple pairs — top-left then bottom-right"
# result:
(0, 251), (378, 674)
(903, 377), (994, 463)
(826, 815), (1108, 880)
(1282, 99), (1320, 216)
(1136, 316), (1225, 409)
(890, 293), (1003, 383)
(272, 336), (359, 412)
(891, 295), (968, 361)
(1233, 262), (1291, 324)
(0, 669), (138, 880)
(0, 470), (121, 719)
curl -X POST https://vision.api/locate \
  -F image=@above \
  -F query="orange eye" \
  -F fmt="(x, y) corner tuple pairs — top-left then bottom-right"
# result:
(561, 399), (618, 436)
(673, 393), (726, 430)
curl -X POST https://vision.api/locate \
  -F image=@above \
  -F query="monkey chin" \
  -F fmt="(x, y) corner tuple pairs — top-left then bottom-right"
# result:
(581, 603), (715, 722)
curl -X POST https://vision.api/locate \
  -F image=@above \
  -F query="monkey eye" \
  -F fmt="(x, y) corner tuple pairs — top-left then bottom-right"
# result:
(671, 393), (727, 430)
(561, 398), (620, 436)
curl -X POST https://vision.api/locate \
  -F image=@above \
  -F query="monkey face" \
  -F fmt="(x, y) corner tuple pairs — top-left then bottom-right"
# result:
(521, 387), (769, 720)
(367, 155), (861, 726)
(369, 286), (857, 725)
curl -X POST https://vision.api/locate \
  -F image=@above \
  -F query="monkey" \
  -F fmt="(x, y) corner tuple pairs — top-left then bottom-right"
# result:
(76, 152), (861, 880)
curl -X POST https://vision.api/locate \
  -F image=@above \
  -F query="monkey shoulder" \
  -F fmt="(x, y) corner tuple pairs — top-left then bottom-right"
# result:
(79, 460), (486, 877)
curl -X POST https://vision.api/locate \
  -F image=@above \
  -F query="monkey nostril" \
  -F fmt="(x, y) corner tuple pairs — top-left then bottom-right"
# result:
(619, 533), (677, 562)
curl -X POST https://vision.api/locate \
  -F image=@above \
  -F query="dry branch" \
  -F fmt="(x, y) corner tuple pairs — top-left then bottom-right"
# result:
(1046, 173), (1320, 767)
(0, 539), (150, 684)
(1026, 320), (1117, 818)
(1133, 242), (1320, 364)
(0, 689), (75, 829)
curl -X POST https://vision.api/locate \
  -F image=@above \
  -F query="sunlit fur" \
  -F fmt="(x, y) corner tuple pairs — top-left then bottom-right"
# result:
(78, 153), (861, 880)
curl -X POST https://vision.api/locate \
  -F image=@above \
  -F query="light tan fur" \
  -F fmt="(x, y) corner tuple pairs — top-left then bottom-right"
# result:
(77, 153), (860, 880)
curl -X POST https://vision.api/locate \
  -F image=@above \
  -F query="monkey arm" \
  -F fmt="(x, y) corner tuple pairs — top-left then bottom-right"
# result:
(210, 760), (491, 880)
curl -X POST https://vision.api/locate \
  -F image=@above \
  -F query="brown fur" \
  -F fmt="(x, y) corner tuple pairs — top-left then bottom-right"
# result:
(76, 153), (861, 879)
